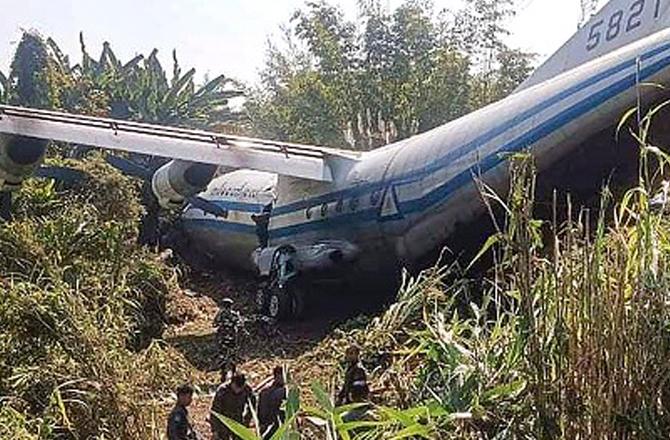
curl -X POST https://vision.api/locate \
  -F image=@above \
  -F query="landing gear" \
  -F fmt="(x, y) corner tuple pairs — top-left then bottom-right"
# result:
(266, 283), (305, 320)
(256, 246), (307, 321)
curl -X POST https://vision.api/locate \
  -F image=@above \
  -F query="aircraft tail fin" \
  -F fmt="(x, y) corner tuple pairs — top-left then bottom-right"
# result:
(516, 0), (670, 92)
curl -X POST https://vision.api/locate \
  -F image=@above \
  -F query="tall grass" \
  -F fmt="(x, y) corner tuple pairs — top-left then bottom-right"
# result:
(0, 156), (197, 439)
(332, 102), (670, 439)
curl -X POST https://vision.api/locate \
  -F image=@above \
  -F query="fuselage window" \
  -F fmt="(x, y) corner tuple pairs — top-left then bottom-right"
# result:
(370, 191), (380, 206)
(335, 199), (344, 213)
(349, 197), (359, 211)
(306, 206), (313, 219)
(320, 203), (329, 217)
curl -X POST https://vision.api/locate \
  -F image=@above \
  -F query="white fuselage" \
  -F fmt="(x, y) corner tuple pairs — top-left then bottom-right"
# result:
(182, 25), (670, 277)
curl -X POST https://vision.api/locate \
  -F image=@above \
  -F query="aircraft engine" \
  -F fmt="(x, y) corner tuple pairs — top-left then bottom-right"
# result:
(151, 160), (217, 209)
(0, 134), (48, 191)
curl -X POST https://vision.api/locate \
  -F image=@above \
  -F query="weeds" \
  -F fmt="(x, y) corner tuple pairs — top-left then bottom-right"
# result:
(4, 109), (670, 438)
(0, 156), (197, 439)
(325, 101), (670, 439)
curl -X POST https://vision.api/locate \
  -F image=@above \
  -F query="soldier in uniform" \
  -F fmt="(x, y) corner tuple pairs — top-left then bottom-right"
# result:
(336, 345), (369, 405)
(214, 298), (243, 373)
(167, 384), (198, 440)
(210, 373), (257, 440)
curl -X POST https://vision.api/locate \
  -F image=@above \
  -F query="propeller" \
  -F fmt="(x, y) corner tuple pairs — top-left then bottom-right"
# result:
(103, 155), (226, 218)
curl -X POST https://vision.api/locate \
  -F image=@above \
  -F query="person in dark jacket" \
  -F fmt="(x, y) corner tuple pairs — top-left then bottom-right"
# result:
(167, 384), (198, 440)
(337, 345), (368, 405)
(210, 373), (256, 440)
(258, 366), (288, 439)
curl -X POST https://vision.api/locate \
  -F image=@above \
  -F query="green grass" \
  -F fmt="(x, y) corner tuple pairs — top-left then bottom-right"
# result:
(0, 156), (197, 439)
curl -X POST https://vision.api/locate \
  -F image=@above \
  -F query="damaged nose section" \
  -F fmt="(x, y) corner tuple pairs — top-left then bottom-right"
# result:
(0, 134), (48, 191)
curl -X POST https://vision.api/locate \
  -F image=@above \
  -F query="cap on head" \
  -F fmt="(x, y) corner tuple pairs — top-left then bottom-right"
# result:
(221, 298), (234, 306)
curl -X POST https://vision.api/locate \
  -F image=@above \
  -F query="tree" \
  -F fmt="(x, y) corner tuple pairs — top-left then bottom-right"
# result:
(247, 0), (534, 150)
(7, 32), (53, 109)
(3, 31), (243, 132)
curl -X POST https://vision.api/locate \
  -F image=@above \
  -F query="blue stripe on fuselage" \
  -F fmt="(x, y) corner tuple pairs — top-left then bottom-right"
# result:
(185, 41), (670, 240)
(211, 199), (264, 213)
(267, 45), (670, 239)
(271, 41), (670, 218)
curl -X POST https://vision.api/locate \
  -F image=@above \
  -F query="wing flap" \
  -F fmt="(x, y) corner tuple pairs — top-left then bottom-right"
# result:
(0, 105), (360, 182)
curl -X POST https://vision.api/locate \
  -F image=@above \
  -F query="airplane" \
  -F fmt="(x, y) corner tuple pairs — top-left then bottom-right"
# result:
(1, 0), (669, 320)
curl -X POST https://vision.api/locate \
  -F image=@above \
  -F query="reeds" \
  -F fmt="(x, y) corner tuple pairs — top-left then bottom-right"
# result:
(339, 101), (670, 439)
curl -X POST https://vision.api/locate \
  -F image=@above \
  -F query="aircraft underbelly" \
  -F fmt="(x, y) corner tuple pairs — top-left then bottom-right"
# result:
(181, 216), (259, 271)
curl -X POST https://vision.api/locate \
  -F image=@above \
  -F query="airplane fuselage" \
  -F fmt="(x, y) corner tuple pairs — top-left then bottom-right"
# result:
(181, 24), (670, 283)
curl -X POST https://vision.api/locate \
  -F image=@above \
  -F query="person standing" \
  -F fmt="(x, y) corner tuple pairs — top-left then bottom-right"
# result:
(167, 384), (198, 440)
(214, 298), (243, 373)
(337, 346), (368, 405)
(210, 373), (256, 440)
(257, 366), (288, 439)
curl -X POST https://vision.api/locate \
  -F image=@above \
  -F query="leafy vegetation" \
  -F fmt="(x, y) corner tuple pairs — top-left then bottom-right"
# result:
(247, 0), (534, 149)
(3, 1), (670, 439)
(0, 157), (202, 439)
(307, 104), (670, 438)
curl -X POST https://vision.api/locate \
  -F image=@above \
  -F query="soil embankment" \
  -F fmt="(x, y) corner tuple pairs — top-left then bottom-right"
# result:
(163, 270), (357, 437)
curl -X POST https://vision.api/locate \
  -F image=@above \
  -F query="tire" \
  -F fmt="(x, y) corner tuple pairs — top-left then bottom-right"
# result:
(268, 287), (291, 320)
(255, 287), (269, 314)
(290, 286), (306, 320)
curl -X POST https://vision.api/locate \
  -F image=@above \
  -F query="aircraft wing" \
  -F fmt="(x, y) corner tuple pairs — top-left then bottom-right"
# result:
(0, 105), (361, 182)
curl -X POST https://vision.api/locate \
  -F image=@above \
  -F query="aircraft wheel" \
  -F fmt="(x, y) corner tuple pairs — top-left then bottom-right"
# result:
(267, 284), (306, 321)
(290, 286), (306, 320)
(255, 288), (269, 314)
(268, 287), (291, 320)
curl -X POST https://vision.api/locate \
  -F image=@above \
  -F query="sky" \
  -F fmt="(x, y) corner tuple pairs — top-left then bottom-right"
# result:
(0, 0), (600, 85)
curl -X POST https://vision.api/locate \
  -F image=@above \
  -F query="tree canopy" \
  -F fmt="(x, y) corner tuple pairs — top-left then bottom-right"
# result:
(247, 0), (535, 150)
(1, 31), (243, 130)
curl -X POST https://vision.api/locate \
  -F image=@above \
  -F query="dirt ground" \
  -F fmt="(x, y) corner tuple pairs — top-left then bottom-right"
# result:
(162, 269), (362, 438)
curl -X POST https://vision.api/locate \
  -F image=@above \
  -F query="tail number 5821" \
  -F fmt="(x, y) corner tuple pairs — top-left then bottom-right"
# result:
(586, 0), (663, 51)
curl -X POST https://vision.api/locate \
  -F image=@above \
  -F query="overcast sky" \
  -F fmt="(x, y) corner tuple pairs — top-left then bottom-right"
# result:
(0, 0), (603, 85)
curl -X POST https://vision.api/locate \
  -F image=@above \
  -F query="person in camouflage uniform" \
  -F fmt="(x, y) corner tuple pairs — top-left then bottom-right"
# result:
(214, 298), (243, 373)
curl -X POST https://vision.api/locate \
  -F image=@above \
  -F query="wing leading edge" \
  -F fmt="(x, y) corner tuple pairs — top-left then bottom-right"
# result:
(0, 105), (361, 182)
